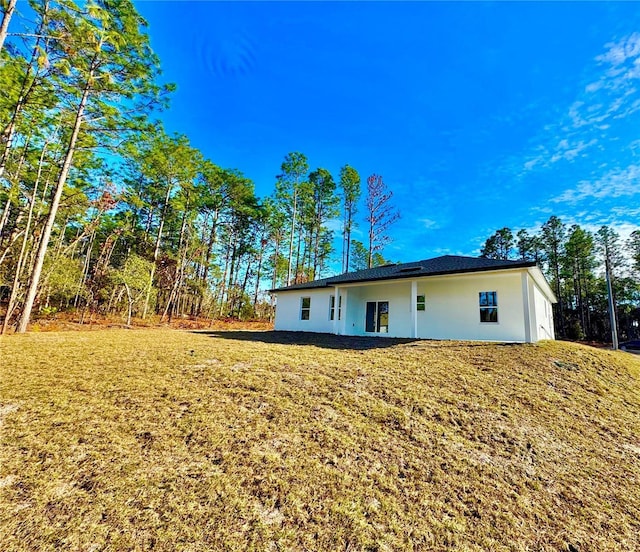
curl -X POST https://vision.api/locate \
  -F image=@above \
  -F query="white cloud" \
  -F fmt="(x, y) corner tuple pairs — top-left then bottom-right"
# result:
(419, 218), (439, 230)
(325, 217), (343, 233)
(520, 32), (640, 177)
(523, 158), (541, 171)
(564, 219), (637, 252)
(523, 138), (597, 171)
(596, 33), (640, 67)
(552, 164), (640, 203)
(429, 247), (468, 257)
(564, 139), (598, 161)
(612, 205), (640, 218)
(576, 34), (640, 125)
(585, 81), (603, 94)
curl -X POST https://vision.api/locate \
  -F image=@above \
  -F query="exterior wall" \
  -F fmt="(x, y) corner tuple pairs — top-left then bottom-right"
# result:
(341, 281), (413, 338)
(273, 288), (335, 333)
(414, 271), (527, 342)
(532, 280), (555, 340)
(274, 268), (555, 343)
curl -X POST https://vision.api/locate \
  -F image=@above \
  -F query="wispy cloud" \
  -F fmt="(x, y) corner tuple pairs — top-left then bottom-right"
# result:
(549, 138), (598, 163)
(429, 247), (468, 257)
(325, 218), (343, 233)
(595, 33), (640, 72)
(612, 205), (640, 218)
(568, 33), (640, 128)
(521, 32), (640, 176)
(418, 218), (440, 230)
(521, 135), (599, 174)
(552, 164), (640, 203)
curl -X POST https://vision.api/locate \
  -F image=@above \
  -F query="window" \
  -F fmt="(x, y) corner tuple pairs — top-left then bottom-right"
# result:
(479, 291), (498, 323)
(417, 294), (426, 311)
(330, 295), (342, 320)
(300, 297), (311, 320)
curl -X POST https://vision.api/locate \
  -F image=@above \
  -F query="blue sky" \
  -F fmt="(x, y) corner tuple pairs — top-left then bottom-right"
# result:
(136, 1), (640, 268)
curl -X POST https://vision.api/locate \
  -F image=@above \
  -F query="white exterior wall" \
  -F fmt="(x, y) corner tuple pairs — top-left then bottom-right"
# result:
(532, 280), (555, 340)
(273, 288), (335, 333)
(414, 271), (527, 342)
(273, 268), (555, 343)
(341, 281), (414, 338)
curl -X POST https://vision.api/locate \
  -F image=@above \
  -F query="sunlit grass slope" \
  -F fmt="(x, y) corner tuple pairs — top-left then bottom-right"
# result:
(1, 330), (639, 551)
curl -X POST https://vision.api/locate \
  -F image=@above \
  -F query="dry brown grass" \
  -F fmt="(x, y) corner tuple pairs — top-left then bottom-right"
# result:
(13, 312), (273, 333)
(0, 330), (639, 551)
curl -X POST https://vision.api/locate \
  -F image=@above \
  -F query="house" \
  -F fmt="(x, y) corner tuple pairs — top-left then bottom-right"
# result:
(271, 255), (556, 343)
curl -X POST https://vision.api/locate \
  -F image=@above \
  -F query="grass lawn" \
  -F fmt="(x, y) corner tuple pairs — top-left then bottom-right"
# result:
(1, 330), (639, 551)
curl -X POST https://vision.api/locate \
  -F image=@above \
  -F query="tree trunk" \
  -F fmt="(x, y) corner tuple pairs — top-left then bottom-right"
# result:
(0, 199), (10, 240)
(0, 3), (48, 180)
(142, 178), (173, 319)
(253, 237), (265, 308)
(16, 68), (94, 332)
(0, 225), (32, 334)
(0, 0), (17, 56)
(294, 223), (303, 282)
(0, 225), (23, 267)
(74, 229), (95, 307)
(345, 222), (351, 273)
(226, 236), (238, 315)
(201, 209), (218, 286)
(553, 257), (564, 337)
(0, 135), (31, 250)
(239, 256), (253, 317)
(123, 282), (133, 327)
(217, 239), (231, 317)
(343, 202), (353, 273)
(161, 204), (189, 323)
(286, 188), (297, 285)
(271, 234), (280, 291)
(313, 226), (320, 279)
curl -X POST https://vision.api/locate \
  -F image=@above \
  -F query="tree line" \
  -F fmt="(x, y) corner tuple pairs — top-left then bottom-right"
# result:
(480, 219), (640, 343)
(0, 0), (400, 331)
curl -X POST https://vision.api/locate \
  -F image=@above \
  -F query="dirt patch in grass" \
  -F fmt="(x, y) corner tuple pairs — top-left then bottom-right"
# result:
(1, 330), (639, 551)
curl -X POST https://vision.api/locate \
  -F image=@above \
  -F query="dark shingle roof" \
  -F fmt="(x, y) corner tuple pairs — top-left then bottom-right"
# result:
(271, 255), (536, 292)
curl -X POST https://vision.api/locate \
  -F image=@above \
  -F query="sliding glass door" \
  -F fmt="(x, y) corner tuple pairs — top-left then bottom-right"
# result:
(365, 301), (389, 333)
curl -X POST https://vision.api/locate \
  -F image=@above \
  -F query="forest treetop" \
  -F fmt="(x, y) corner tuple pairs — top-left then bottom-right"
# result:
(1, 0), (638, 341)
(0, 0), (401, 331)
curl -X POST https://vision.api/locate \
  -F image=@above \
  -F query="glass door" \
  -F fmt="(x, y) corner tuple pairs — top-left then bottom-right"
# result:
(365, 302), (376, 332)
(377, 301), (389, 333)
(365, 301), (389, 333)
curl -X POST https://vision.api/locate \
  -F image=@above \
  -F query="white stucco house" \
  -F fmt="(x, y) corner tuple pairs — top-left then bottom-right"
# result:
(271, 255), (556, 343)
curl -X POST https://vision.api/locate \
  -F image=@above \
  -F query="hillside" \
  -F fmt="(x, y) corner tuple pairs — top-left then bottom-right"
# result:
(1, 330), (639, 551)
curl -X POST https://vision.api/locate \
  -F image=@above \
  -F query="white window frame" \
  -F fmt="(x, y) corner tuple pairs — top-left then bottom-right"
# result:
(417, 294), (426, 312)
(329, 295), (335, 321)
(479, 291), (498, 323)
(300, 297), (311, 320)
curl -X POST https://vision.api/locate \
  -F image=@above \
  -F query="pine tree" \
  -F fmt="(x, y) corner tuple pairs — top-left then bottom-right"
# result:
(17, 0), (168, 332)
(275, 152), (308, 285)
(339, 164), (360, 273)
(365, 174), (399, 269)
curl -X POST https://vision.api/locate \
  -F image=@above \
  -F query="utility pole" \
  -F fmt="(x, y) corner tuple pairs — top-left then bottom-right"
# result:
(604, 253), (619, 350)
